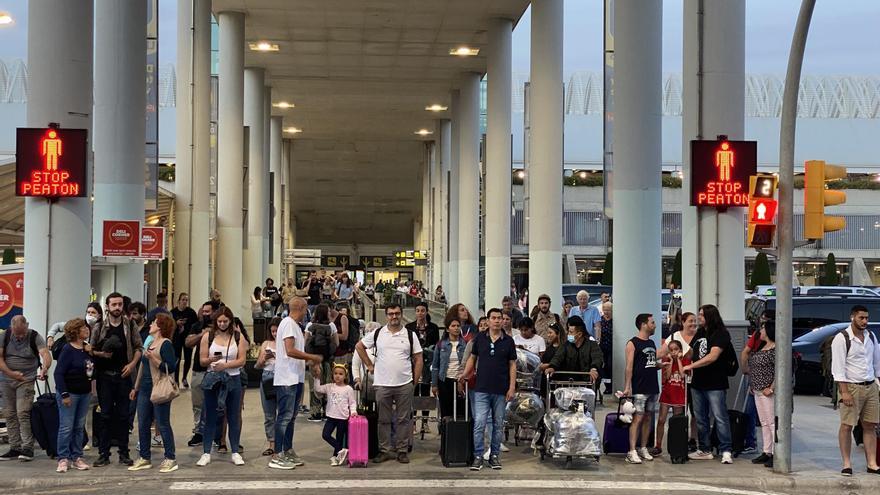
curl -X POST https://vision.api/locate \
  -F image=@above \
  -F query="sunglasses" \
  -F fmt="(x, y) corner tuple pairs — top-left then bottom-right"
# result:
(490, 341), (495, 356)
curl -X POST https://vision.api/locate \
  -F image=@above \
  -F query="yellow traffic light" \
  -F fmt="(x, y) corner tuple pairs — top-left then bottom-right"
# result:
(804, 160), (846, 240)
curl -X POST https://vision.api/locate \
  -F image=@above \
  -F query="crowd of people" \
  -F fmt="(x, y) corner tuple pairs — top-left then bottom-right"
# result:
(0, 283), (878, 477)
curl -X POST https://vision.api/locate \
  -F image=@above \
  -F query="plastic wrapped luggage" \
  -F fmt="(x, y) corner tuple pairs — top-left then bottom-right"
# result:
(505, 391), (544, 427)
(553, 387), (596, 413)
(548, 403), (601, 457)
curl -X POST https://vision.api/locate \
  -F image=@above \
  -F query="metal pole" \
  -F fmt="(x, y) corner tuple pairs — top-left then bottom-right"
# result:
(775, 0), (816, 475)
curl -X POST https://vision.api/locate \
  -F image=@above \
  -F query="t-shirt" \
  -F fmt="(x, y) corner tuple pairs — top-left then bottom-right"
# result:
(568, 306), (602, 337)
(274, 317), (306, 386)
(630, 336), (659, 395)
(313, 380), (357, 420)
(171, 307), (199, 344)
(514, 334), (547, 356)
(0, 330), (46, 381)
(446, 340), (461, 379)
(139, 339), (176, 391)
(470, 331), (517, 395)
(264, 286), (280, 305)
(336, 283), (354, 301)
(304, 281), (322, 305)
(659, 357), (691, 406)
(97, 323), (129, 373)
(691, 327), (732, 391)
(360, 326), (423, 387)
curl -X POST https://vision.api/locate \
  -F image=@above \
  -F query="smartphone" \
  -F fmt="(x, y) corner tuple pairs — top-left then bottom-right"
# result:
(213, 351), (222, 357)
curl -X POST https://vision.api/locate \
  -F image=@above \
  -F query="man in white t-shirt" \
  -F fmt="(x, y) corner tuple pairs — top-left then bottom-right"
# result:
(514, 317), (546, 357)
(269, 298), (323, 470)
(356, 303), (423, 464)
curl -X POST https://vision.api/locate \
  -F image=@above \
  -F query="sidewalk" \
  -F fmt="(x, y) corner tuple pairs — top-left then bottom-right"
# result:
(2, 389), (877, 494)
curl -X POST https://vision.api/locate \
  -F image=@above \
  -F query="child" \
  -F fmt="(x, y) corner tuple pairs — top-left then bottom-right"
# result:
(311, 363), (358, 466)
(652, 339), (690, 456)
(513, 317), (546, 357)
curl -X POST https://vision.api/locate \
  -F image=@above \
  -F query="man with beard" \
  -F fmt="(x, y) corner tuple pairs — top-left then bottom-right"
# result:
(622, 314), (661, 464)
(532, 294), (562, 342)
(184, 301), (216, 446)
(90, 292), (143, 467)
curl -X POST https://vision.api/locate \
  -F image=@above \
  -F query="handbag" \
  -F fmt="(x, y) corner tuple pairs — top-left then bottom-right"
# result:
(149, 341), (180, 404)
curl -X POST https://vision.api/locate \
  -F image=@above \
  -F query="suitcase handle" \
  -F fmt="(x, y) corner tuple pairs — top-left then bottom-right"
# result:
(34, 378), (53, 396)
(452, 381), (468, 422)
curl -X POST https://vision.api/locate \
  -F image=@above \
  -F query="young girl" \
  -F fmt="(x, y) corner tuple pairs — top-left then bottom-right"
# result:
(311, 364), (358, 466)
(652, 339), (690, 456)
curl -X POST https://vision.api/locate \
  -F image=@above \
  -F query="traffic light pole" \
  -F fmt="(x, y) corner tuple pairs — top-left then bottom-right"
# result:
(775, 0), (815, 475)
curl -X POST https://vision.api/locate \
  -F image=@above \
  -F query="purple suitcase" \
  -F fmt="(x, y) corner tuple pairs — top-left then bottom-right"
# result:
(602, 398), (632, 454)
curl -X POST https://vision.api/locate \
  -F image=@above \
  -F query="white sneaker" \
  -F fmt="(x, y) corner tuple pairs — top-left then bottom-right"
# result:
(721, 452), (733, 464)
(196, 453), (211, 466)
(231, 453), (245, 466)
(500, 443), (510, 453)
(625, 450), (643, 464)
(330, 455), (340, 466)
(637, 447), (654, 461)
(336, 448), (348, 465)
(688, 450), (714, 461)
(482, 450), (490, 461)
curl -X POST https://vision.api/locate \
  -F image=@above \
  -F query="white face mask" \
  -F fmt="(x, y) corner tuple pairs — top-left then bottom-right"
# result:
(85, 314), (98, 326)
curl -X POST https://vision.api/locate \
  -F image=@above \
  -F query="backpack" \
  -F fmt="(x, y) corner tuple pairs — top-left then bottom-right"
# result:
(3, 328), (41, 361)
(51, 335), (68, 361)
(722, 340), (739, 377)
(337, 315), (361, 353)
(306, 323), (337, 359)
(824, 329), (878, 374)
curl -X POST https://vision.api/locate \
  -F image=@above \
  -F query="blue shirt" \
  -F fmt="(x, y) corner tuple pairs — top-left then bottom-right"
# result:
(470, 331), (517, 395)
(139, 339), (177, 392)
(568, 305), (602, 337)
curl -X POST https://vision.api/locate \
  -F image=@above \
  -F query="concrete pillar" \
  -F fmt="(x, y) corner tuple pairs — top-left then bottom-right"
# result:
(269, 116), (283, 281)
(92, 0), (146, 300)
(485, 18), (513, 309)
(419, 146), (432, 284)
(682, 0), (746, 318)
(263, 86), (272, 277)
(611, 0), (663, 392)
(24, 0), (93, 333)
(174, 0), (211, 302)
(457, 73), (481, 313)
(528, 0), (564, 310)
(243, 67), (266, 312)
(447, 91), (460, 305)
(432, 120), (448, 292)
(286, 140), (297, 279)
(280, 136), (291, 281)
(216, 11), (245, 318)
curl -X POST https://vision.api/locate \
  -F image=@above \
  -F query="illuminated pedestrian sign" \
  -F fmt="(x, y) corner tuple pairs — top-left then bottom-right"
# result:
(690, 139), (757, 207)
(15, 127), (88, 198)
(749, 198), (778, 225)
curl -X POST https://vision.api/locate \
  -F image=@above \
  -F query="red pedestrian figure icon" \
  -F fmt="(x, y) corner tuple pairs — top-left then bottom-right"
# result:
(715, 142), (734, 182)
(42, 129), (63, 171)
(756, 201), (767, 220)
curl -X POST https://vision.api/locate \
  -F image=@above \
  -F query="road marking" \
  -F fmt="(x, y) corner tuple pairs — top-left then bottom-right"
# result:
(170, 479), (783, 495)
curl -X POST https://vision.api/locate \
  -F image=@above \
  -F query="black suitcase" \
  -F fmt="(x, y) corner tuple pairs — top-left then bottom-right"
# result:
(30, 381), (59, 458)
(440, 385), (472, 467)
(668, 412), (689, 463)
(709, 410), (747, 456)
(356, 398), (380, 460)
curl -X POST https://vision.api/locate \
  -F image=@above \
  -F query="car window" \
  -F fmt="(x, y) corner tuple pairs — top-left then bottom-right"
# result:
(661, 292), (672, 308)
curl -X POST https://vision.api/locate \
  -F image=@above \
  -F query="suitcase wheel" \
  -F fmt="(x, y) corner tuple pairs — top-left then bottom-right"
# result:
(564, 456), (573, 469)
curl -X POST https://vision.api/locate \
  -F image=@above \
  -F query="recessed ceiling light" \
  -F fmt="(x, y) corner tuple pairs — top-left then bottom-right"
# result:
(0, 13), (13, 26)
(284, 127), (302, 134)
(449, 46), (479, 57)
(273, 101), (294, 109)
(249, 41), (279, 52)
(414, 129), (433, 136)
(425, 104), (448, 112)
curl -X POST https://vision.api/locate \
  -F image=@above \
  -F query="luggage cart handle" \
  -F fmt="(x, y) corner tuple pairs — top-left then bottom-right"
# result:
(452, 381), (468, 422)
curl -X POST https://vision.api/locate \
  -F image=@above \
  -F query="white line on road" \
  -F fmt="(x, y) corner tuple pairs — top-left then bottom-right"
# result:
(169, 479), (784, 495)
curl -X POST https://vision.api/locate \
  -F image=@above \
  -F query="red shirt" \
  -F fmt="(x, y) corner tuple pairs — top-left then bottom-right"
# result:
(746, 331), (763, 352)
(659, 357), (691, 406)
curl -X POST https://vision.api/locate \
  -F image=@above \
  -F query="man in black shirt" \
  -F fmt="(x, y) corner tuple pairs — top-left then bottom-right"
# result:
(623, 313), (660, 464)
(90, 292), (143, 467)
(171, 293), (199, 387)
(184, 301), (214, 446)
(502, 296), (524, 328)
(301, 271), (322, 313)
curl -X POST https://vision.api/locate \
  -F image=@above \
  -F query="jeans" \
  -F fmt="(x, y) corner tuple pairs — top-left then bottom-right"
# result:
(744, 388), (758, 448)
(308, 362), (331, 414)
(136, 390), (175, 460)
(472, 392), (506, 457)
(96, 372), (132, 458)
(274, 383), (303, 453)
(322, 417), (348, 456)
(260, 371), (277, 441)
(173, 340), (192, 385)
(375, 383), (414, 454)
(56, 392), (90, 461)
(0, 379), (35, 450)
(190, 371), (205, 434)
(203, 375), (243, 454)
(692, 388), (731, 453)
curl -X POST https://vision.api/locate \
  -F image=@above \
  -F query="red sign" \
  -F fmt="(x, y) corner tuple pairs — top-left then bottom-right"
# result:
(0, 269), (24, 329)
(749, 198), (778, 225)
(140, 227), (166, 260)
(16, 127), (88, 198)
(102, 221), (141, 257)
(690, 139), (757, 207)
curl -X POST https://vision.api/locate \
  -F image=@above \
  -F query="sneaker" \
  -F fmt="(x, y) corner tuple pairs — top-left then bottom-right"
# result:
(330, 455), (340, 466)
(268, 454), (296, 470)
(307, 413), (323, 422)
(284, 450), (305, 466)
(625, 450), (643, 464)
(119, 455), (134, 466)
(488, 455), (502, 470)
(648, 446), (662, 457)
(151, 435), (162, 447)
(751, 453), (771, 464)
(500, 443), (510, 453)
(397, 452), (410, 464)
(73, 458), (90, 470)
(688, 450), (714, 461)
(482, 450), (491, 461)
(741, 445), (757, 455)
(93, 456), (111, 467)
(336, 448), (348, 465)
(637, 447), (654, 461)
(18, 449), (34, 461)
(0, 449), (21, 461)
(128, 458), (152, 471)
(182, 378), (189, 389)
(470, 457), (484, 471)
(763, 455), (774, 468)
(371, 452), (394, 464)
(56, 459), (69, 473)
(187, 434), (203, 447)
(159, 459), (179, 473)
(83, 444), (91, 451)
(721, 452), (734, 464)
(196, 453), (211, 467)
(231, 453), (245, 466)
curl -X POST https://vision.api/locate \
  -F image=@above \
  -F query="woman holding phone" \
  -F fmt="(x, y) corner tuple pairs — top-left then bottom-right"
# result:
(256, 317), (281, 456)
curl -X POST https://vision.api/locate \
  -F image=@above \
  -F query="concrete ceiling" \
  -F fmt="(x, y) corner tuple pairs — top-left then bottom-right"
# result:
(212, 0), (530, 246)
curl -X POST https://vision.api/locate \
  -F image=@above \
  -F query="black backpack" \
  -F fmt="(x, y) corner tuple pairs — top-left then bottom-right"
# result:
(3, 328), (40, 360)
(337, 315), (361, 353)
(306, 323), (337, 359)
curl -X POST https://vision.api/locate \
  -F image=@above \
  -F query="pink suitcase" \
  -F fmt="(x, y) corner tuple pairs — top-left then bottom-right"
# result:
(348, 414), (369, 467)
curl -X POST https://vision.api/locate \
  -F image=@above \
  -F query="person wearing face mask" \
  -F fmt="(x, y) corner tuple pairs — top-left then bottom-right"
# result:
(184, 302), (215, 447)
(541, 316), (603, 384)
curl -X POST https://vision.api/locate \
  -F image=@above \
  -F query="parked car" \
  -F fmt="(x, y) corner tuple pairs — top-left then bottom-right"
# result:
(792, 321), (880, 394)
(745, 295), (880, 340)
(753, 285), (880, 297)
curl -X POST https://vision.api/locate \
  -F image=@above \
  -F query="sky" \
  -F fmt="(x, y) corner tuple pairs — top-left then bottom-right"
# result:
(0, 0), (878, 76)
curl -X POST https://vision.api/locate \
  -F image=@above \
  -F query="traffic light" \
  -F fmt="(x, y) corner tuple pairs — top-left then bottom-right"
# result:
(803, 160), (846, 240)
(747, 174), (778, 247)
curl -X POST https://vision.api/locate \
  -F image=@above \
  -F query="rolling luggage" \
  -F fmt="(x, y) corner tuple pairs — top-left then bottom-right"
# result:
(668, 383), (689, 464)
(440, 384), (472, 467)
(30, 381), (59, 458)
(602, 397), (631, 454)
(355, 367), (380, 460)
(709, 378), (748, 456)
(348, 414), (369, 467)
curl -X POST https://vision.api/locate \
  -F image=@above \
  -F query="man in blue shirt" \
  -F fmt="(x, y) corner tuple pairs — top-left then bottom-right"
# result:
(568, 290), (602, 340)
(459, 308), (517, 471)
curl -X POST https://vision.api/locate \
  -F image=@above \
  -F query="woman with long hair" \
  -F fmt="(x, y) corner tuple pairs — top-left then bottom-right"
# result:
(445, 303), (476, 340)
(251, 286), (268, 320)
(431, 317), (466, 418)
(747, 321), (776, 468)
(255, 317), (281, 456)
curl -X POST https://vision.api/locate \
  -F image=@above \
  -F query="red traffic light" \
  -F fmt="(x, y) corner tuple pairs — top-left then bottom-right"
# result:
(749, 198), (778, 225)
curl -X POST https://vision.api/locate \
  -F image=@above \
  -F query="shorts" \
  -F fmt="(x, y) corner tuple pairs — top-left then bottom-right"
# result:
(839, 381), (880, 426)
(633, 393), (659, 414)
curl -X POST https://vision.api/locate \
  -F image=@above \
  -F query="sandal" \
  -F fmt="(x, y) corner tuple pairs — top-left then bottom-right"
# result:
(262, 448), (274, 456)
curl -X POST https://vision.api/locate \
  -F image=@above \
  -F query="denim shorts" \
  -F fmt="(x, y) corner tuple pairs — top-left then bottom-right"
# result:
(633, 393), (659, 414)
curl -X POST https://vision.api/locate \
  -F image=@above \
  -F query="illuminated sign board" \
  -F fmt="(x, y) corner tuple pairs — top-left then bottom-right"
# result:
(15, 127), (88, 198)
(394, 250), (429, 267)
(102, 221), (141, 257)
(140, 227), (166, 260)
(749, 198), (778, 225)
(690, 139), (757, 207)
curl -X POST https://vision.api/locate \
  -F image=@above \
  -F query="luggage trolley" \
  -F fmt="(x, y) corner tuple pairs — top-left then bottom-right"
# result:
(412, 346), (438, 440)
(504, 370), (544, 446)
(535, 371), (601, 469)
